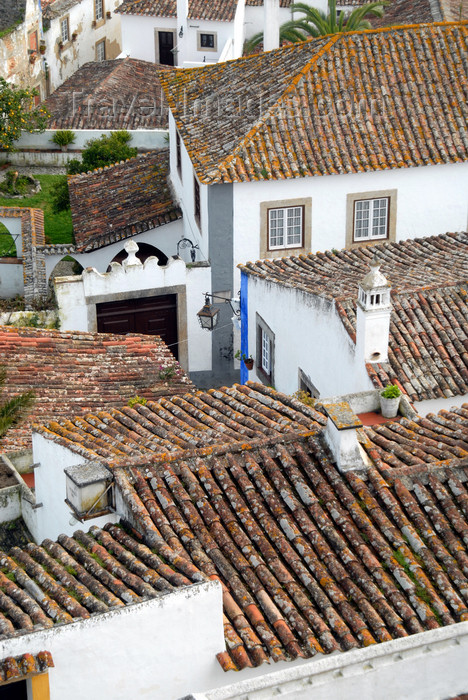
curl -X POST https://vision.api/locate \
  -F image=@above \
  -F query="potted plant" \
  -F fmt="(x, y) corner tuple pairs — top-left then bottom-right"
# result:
(235, 350), (254, 370)
(51, 130), (76, 151)
(39, 42), (46, 54)
(380, 384), (401, 418)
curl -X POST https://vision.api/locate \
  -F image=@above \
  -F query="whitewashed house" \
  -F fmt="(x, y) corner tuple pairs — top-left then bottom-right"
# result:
(0, 0), (46, 96)
(158, 21), (468, 383)
(42, 0), (122, 93)
(239, 231), (468, 415)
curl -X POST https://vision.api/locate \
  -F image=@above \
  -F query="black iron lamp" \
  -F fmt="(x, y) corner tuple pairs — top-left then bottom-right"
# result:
(197, 294), (220, 331)
(179, 26), (184, 38)
(176, 236), (199, 262)
(196, 292), (240, 331)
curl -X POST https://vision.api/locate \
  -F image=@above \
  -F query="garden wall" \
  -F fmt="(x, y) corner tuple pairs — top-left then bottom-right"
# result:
(0, 258), (23, 298)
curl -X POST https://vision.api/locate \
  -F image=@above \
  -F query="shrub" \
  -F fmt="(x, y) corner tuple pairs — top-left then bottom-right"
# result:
(51, 130), (75, 147)
(380, 384), (401, 399)
(50, 175), (70, 212)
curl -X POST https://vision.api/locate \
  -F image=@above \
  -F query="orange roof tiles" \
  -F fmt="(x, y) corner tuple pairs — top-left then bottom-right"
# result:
(69, 150), (182, 252)
(240, 232), (468, 401)
(116, 0), (241, 21)
(0, 326), (193, 452)
(160, 22), (468, 183)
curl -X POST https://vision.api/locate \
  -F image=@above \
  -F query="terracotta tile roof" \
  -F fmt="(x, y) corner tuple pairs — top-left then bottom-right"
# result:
(160, 22), (468, 184)
(9, 385), (468, 670)
(371, 0), (442, 27)
(362, 403), (468, 470)
(45, 59), (169, 131)
(69, 149), (182, 252)
(240, 232), (468, 402)
(115, 0), (177, 17)
(34, 382), (326, 465)
(0, 326), (193, 452)
(116, 0), (241, 20)
(42, 0), (81, 19)
(0, 651), (54, 682)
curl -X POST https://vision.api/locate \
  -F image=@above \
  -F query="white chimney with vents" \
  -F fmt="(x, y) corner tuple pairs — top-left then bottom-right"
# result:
(264, 0), (280, 51)
(355, 258), (392, 364)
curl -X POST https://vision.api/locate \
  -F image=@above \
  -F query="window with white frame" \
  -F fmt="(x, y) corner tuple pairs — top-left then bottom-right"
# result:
(96, 40), (106, 61)
(268, 206), (303, 250)
(256, 315), (274, 382)
(353, 197), (389, 241)
(60, 17), (69, 43)
(95, 0), (104, 20)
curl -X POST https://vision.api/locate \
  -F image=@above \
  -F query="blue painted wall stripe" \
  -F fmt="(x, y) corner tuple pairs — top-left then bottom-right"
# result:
(240, 271), (248, 385)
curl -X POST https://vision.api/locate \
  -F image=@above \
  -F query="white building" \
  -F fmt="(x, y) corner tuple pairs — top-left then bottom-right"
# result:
(42, 0), (122, 93)
(239, 231), (468, 415)
(158, 21), (468, 383)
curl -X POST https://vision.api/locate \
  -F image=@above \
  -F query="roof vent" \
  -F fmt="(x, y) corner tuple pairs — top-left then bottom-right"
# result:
(322, 402), (367, 472)
(65, 462), (114, 520)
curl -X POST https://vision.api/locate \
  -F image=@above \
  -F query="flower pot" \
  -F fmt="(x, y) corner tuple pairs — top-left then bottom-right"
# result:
(244, 358), (254, 371)
(380, 395), (400, 418)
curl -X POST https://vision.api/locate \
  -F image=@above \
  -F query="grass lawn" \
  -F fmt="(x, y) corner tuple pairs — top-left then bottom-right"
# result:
(0, 174), (73, 256)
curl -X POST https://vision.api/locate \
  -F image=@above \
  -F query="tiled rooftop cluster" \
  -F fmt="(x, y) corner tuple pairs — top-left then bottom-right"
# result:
(34, 383), (326, 464)
(371, 0), (442, 26)
(160, 22), (468, 183)
(240, 232), (468, 401)
(45, 59), (169, 130)
(7, 385), (468, 671)
(42, 0), (82, 19)
(0, 326), (193, 452)
(69, 149), (181, 252)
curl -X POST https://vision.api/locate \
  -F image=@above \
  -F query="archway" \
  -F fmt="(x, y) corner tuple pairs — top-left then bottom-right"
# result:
(0, 222), (19, 257)
(108, 242), (168, 270)
(48, 256), (84, 292)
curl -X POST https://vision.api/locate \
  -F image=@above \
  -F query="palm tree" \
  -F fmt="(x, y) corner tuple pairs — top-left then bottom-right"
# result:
(0, 367), (34, 439)
(245, 0), (387, 52)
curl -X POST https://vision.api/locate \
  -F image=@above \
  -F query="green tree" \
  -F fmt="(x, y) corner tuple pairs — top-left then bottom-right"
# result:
(51, 130), (138, 213)
(0, 78), (49, 152)
(67, 130), (137, 175)
(0, 367), (34, 439)
(245, 0), (387, 51)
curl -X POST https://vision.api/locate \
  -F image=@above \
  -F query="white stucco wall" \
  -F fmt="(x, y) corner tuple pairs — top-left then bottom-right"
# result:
(44, 0), (122, 93)
(1, 580), (226, 700)
(0, 485), (22, 523)
(29, 433), (120, 543)
(243, 1), (327, 39)
(246, 278), (372, 396)
(191, 622), (468, 700)
(120, 14), (176, 63)
(16, 129), (167, 151)
(54, 253), (213, 372)
(169, 113), (209, 261)
(233, 161), (468, 286)
(414, 394), (468, 416)
(0, 260), (23, 298)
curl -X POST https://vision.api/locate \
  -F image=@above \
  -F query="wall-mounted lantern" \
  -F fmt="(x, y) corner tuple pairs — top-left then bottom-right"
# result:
(176, 236), (199, 262)
(179, 26), (184, 38)
(196, 292), (240, 331)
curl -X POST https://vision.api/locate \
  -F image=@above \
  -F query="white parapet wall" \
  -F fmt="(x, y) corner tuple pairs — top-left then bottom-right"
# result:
(188, 621), (468, 700)
(1, 580), (226, 700)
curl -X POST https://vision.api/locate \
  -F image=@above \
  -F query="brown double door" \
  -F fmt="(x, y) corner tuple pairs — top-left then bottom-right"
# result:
(96, 294), (178, 359)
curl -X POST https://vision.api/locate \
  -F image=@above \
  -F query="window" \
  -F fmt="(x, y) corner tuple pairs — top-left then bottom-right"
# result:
(194, 176), (201, 227)
(95, 0), (104, 20)
(96, 40), (106, 61)
(60, 17), (69, 43)
(346, 189), (397, 248)
(268, 206), (303, 249)
(176, 131), (182, 177)
(256, 315), (274, 383)
(354, 197), (389, 240)
(260, 197), (311, 259)
(197, 31), (217, 51)
(28, 31), (38, 53)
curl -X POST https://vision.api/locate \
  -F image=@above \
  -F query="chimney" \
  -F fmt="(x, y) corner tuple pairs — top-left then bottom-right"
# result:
(322, 402), (366, 472)
(355, 257), (392, 364)
(264, 0), (280, 51)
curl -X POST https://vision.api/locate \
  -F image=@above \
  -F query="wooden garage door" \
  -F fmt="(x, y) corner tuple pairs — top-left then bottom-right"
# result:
(96, 295), (178, 359)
